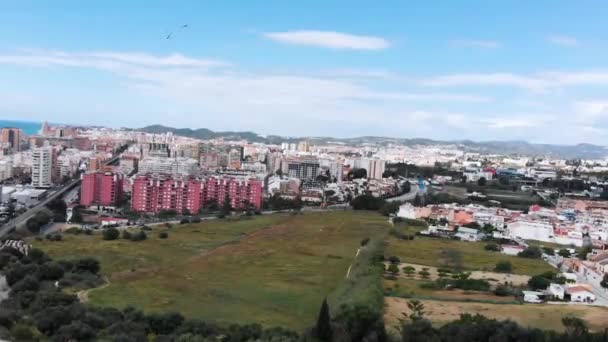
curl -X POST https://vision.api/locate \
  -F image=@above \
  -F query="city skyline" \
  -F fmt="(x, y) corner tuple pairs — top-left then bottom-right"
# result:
(2, 1), (608, 144)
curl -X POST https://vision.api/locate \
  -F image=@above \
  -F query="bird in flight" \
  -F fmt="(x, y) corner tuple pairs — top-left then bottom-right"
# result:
(165, 24), (188, 40)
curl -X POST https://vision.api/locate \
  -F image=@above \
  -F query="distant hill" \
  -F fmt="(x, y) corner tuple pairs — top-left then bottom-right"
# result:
(137, 125), (608, 159)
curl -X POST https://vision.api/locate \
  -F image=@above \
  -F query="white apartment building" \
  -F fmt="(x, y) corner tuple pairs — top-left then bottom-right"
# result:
(506, 218), (554, 242)
(138, 157), (199, 177)
(31, 146), (53, 188)
(0, 160), (12, 181)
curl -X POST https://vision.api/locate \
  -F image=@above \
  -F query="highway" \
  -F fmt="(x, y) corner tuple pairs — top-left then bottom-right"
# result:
(386, 182), (419, 202)
(0, 154), (121, 238)
(0, 179), (81, 237)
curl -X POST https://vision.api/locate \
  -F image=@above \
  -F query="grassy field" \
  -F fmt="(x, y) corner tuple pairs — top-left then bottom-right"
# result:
(386, 235), (554, 276)
(32, 211), (389, 330)
(384, 278), (519, 304)
(385, 297), (608, 332)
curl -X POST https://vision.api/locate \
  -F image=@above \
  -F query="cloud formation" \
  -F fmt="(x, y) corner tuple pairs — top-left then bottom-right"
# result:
(548, 35), (579, 47)
(263, 30), (390, 50)
(0, 49), (607, 144)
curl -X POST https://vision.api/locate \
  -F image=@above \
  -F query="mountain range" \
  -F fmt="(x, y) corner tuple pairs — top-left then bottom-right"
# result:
(137, 125), (608, 159)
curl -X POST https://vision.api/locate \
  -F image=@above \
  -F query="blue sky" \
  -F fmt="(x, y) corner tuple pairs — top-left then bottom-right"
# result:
(1, 1), (608, 144)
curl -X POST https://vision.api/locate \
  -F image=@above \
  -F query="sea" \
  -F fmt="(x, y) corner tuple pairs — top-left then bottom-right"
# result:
(0, 119), (41, 135)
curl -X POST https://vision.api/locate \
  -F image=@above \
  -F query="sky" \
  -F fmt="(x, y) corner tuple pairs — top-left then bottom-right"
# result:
(1, 1), (608, 144)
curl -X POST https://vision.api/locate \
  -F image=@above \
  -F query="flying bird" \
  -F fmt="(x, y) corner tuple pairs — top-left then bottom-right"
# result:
(165, 25), (188, 40)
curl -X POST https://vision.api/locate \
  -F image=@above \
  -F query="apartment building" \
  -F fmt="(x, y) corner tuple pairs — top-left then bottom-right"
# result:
(31, 146), (54, 188)
(131, 175), (262, 214)
(80, 171), (124, 207)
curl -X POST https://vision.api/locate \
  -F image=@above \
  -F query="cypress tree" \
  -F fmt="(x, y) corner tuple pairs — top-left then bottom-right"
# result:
(314, 298), (332, 342)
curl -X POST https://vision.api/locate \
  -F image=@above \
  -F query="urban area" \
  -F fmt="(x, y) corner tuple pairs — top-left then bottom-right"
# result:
(1, 121), (608, 341)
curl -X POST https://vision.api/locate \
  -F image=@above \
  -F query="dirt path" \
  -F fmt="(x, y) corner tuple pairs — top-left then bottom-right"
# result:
(77, 276), (110, 303)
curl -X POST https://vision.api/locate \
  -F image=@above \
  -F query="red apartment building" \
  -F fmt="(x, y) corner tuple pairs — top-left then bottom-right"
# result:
(131, 175), (262, 214)
(80, 171), (124, 207)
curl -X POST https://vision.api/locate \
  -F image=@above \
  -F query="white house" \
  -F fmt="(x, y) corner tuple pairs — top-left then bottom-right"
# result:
(455, 227), (481, 242)
(566, 285), (596, 303)
(397, 203), (416, 219)
(548, 283), (565, 300)
(523, 290), (544, 303)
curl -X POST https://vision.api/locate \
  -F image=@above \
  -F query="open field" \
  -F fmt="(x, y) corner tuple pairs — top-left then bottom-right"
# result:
(386, 236), (554, 276)
(385, 297), (608, 332)
(31, 211), (389, 330)
(385, 262), (530, 286)
(384, 278), (519, 304)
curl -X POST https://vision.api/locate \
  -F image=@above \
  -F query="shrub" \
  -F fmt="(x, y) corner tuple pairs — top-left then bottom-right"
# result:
(122, 231), (132, 240)
(191, 217), (202, 223)
(484, 243), (501, 252)
(130, 230), (147, 242)
(102, 227), (119, 241)
(542, 247), (555, 256)
(180, 218), (190, 224)
(418, 270), (431, 279)
(159, 232), (169, 239)
(64, 227), (82, 235)
(518, 246), (542, 259)
(494, 261), (513, 273)
(388, 256), (401, 264)
(493, 285), (512, 296)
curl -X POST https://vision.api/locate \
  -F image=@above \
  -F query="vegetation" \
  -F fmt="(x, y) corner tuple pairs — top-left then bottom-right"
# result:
(101, 227), (119, 241)
(518, 246), (543, 259)
(494, 260), (512, 273)
(387, 235), (553, 275)
(31, 212), (389, 330)
(0, 247), (298, 341)
(398, 312), (607, 342)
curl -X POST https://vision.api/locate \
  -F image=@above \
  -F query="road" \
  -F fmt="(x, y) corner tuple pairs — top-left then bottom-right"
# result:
(545, 254), (608, 307)
(0, 154), (121, 238)
(386, 182), (419, 202)
(0, 179), (82, 237)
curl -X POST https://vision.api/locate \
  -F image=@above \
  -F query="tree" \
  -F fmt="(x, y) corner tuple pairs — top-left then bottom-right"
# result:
(477, 177), (487, 186)
(159, 231), (169, 239)
(494, 261), (512, 273)
(518, 246), (542, 259)
(407, 300), (425, 321)
(542, 247), (555, 256)
(403, 266), (416, 277)
(388, 256), (401, 264)
(418, 270), (430, 279)
(70, 208), (83, 223)
(388, 264), (400, 277)
(578, 246), (592, 260)
(562, 316), (588, 338)
(222, 195), (232, 215)
(528, 275), (551, 290)
(313, 299), (332, 342)
(558, 249), (571, 258)
(102, 227), (119, 241)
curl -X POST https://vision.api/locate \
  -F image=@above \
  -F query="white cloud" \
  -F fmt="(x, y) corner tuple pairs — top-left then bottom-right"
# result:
(548, 35), (578, 47)
(451, 39), (502, 49)
(421, 73), (548, 91)
(263, 30), (390, 50)
(484, 116), (550, 129)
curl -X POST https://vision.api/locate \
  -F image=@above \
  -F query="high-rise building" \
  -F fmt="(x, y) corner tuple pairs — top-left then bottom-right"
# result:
(138, 157), (199, 177)
(0, 128), (22, 152)
(32, 146), (53, 188)
(285, 157), (320, 180)
(81, 171), (124, 207)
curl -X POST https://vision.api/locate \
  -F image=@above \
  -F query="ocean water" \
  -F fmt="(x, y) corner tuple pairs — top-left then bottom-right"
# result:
(0, 119), (41, 135)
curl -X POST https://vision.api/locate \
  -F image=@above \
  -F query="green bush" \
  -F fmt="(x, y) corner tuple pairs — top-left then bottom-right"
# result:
(159, 232), (169, 239)
(102, 227), (119, 241)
